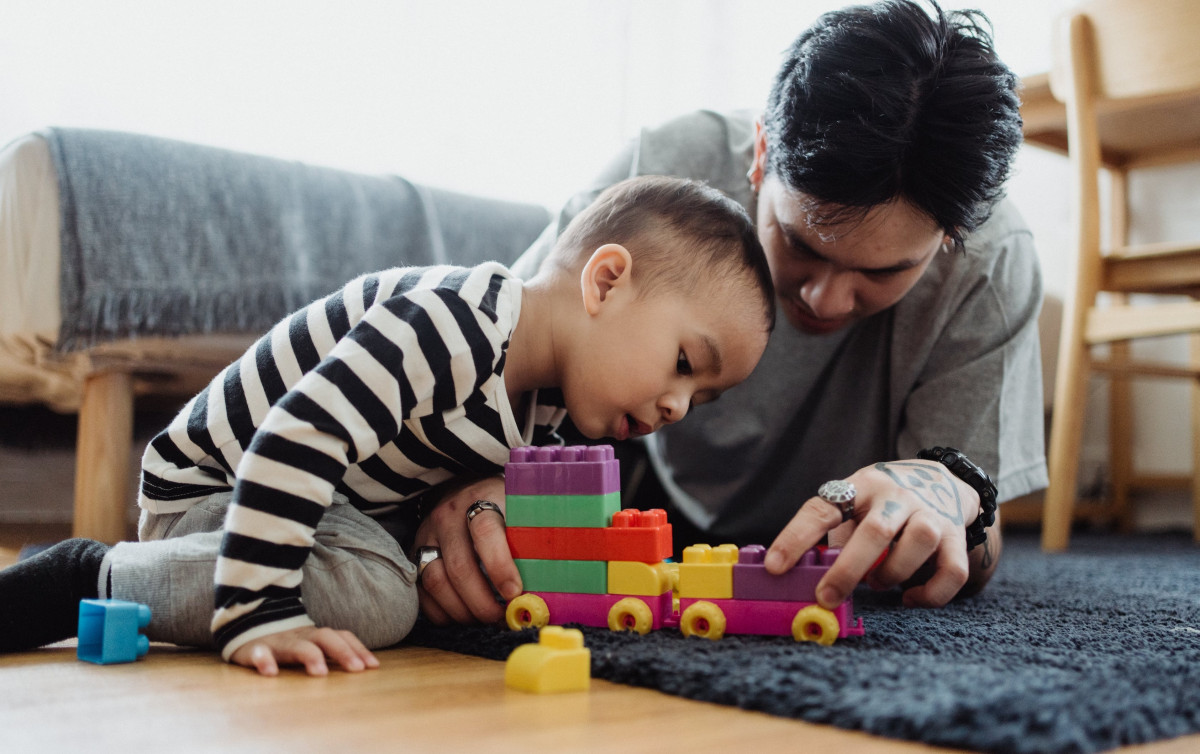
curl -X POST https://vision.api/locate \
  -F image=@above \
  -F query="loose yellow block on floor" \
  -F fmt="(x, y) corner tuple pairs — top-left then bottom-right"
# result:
(504, 626), (591, 694)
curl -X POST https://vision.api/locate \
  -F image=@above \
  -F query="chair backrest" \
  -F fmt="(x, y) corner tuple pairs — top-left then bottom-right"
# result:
(1050, 0), (1200, 103)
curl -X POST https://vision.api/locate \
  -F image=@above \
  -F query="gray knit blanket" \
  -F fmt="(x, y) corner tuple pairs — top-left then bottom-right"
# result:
(44, 128), (550, 351)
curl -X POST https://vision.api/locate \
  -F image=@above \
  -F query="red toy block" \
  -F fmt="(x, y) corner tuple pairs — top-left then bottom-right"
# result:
(505, 445), (620, 495)
(732, 544), (840, 602)
(505, 508), (672, 562)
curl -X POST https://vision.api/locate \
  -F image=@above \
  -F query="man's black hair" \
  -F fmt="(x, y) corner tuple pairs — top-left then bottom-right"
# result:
(763, 0), (1023, 249)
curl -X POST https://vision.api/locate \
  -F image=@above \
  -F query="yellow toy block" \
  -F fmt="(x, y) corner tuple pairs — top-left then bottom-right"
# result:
(677, 543), (738, 598)
(607, 560), (673, 596)
(504, 626), (591, 694)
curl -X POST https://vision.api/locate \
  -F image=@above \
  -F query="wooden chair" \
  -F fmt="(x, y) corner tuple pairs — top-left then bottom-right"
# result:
(1042, 0), (1200, 550)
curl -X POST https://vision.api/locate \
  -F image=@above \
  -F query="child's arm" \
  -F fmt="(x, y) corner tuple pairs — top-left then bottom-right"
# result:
(211, 271), (514, 665)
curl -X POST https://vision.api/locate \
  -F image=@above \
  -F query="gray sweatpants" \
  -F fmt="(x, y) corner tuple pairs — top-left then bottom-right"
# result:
(104, 492), (419, 650)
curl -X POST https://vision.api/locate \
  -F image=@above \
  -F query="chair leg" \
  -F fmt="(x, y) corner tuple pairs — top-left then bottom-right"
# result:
(1044, 327), (1092, 551)
(1192, 334), (1200, 543)
(72, 370), (134, 544)
(1109, 339), (1135, 532)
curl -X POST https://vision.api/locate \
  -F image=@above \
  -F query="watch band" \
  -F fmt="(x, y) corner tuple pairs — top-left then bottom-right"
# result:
(916, 446), (998, 550)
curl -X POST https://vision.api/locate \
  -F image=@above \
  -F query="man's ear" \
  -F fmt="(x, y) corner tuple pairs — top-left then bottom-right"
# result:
(749, 120), (768, 191)
(580, 244), (633, 315)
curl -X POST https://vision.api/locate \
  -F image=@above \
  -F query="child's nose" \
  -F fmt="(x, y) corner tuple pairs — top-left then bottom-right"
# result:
(659, 391), (691, 424)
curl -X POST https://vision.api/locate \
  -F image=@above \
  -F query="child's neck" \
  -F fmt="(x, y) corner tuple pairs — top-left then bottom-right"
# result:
(503, 277), (564, 411)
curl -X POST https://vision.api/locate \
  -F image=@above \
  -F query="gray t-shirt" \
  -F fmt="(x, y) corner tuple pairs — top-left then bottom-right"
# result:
(513, 110), (1047, 544)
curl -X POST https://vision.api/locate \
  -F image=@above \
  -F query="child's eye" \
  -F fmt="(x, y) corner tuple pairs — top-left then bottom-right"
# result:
(676, 349), (693, 376)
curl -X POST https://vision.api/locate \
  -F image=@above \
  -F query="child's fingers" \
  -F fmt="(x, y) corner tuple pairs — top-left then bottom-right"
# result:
(249, 643), (279, 676)
(306, 628), (365, 673)
(334, 629), (379, 669)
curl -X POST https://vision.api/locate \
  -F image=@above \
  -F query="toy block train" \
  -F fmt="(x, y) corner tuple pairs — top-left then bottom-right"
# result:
(503, 445), (864, 645)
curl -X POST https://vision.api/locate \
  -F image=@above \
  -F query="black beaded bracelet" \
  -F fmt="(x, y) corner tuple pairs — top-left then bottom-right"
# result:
(916, 446), (998, 551)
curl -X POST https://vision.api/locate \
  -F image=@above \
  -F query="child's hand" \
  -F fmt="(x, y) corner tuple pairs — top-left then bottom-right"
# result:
(229, 626), (380, 677)
(412, 475), (520, 625)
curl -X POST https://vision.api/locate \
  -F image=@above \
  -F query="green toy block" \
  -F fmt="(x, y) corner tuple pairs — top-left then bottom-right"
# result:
(505, 492), (620, 528)
(515, 559), (607, 594)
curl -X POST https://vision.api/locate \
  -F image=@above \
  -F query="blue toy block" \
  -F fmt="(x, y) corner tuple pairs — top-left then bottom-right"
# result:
(77, 599), (152, 664)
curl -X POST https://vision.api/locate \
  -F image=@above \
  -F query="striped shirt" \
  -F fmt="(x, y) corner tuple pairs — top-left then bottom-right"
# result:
(138, 263), (566, 659)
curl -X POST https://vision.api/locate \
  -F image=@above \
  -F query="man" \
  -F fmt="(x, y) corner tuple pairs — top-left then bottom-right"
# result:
(414, 0), (1044, 624)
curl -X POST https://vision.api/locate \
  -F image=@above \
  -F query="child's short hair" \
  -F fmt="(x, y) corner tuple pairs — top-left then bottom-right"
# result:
(549, 175), (775, 329)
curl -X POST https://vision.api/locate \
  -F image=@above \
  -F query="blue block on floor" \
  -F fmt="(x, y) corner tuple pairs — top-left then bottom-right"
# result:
(77, 599), (152, 665)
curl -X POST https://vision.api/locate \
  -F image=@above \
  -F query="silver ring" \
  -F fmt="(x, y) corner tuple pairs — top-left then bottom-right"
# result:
(817, 479), (856, 523)
(466, 499), (504, 523)
(415, 545), (441, 586)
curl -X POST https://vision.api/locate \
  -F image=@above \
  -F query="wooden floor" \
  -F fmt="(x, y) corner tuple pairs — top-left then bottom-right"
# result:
(3, 527), (1198, 753)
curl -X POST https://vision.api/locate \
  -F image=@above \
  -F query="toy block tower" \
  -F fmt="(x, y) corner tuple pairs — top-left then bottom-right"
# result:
(505, 445), (619, 593)
(504, 445), (672, 598)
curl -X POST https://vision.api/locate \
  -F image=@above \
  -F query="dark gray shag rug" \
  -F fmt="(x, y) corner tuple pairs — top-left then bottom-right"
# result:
(406, 531), (1200, 753)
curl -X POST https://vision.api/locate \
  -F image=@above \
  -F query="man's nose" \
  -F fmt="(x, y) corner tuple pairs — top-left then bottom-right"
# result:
(801, 267), (855, 319)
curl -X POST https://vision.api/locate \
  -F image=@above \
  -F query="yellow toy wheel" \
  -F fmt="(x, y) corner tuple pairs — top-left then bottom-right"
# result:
(607, 597), (654, 634)
(791, 605), (840, 645)
(505, 594), (550, 630)
(680, 601), (727, 640)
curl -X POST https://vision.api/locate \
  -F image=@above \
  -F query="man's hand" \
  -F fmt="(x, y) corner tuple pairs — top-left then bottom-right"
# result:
(412, 475), (522, 625)
(229, 626), (380, 677)
(764, 459), (1002, 609)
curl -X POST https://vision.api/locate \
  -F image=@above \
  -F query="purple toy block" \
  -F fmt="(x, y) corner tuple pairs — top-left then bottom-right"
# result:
(732, 545), (842, 602)
(530, 590), (674, 631)
(505, 445), (621, 495)
(678, 596), (864, 638)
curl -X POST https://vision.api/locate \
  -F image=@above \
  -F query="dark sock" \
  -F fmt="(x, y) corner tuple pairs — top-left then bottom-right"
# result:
(0, 538), (111, 652)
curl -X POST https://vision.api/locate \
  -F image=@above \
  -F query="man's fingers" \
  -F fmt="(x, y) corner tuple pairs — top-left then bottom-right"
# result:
(901, 538), (970, 608)
(467, 504), (522, 601)
(765, 496), (844, 574)
(417, 590), (452, 626)
(417, 557), (475, 624)
(814, 508), (896, 608)
(864, 510), (941, 590)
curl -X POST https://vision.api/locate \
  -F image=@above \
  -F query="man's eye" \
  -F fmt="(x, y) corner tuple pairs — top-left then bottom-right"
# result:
(676, 350), (692, 376)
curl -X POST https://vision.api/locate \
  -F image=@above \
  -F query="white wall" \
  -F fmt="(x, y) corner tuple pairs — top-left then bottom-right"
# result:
(0, 0), (1192, 510)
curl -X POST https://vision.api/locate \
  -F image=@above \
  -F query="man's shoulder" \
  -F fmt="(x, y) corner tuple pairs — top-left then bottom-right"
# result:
(634, 110), (758, 189)
(961, 199), (1036, 265)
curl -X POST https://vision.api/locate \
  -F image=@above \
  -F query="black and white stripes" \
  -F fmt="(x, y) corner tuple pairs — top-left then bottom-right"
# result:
(137, 263), (565, 658)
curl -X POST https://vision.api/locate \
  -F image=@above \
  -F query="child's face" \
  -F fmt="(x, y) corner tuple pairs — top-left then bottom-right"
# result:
(563, 274), (769, 441)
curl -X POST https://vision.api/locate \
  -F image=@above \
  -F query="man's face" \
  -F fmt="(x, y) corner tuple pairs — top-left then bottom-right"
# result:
(753, 175), (946, 335)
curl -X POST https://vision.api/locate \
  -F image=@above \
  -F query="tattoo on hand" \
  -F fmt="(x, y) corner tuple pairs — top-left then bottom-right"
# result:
(874, 461), (965, 526)
(881, 499), (901, 520)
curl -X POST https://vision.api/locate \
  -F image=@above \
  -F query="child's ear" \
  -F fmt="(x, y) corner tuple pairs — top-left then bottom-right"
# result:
(580, 244), (633, 315)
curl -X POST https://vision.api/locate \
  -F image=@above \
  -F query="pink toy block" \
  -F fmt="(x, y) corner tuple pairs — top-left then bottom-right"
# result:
(505, 509), (672, 562)
(732, 544), (841, 602)
(505, 445), (620, 495)
(528, 591), (675, 631)
(678, 596), (864, 639)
